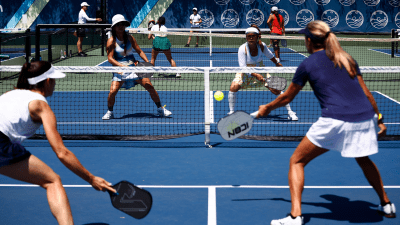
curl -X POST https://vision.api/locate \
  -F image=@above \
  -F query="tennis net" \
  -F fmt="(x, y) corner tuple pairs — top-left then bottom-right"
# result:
(0, 66), (399, 144)
(125, 29), (400, 67)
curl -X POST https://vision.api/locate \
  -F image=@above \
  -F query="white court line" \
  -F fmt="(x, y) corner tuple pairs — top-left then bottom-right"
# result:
(1, 184), (399, 188)
(368, 48), (400, 57)
(208, 187), (217, 225)
(375, 91), (400, 105)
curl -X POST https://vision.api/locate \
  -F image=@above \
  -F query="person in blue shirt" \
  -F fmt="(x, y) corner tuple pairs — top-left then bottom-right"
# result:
(256, 20), (395, 225)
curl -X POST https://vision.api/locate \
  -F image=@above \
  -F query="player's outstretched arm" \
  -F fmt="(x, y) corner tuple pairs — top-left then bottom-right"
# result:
(30, 100), (116, 193)
(257, 82), (302, 118)
(130, 35), (149, 62)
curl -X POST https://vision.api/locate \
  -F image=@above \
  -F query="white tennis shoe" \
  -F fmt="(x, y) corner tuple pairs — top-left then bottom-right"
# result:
(102, 110), (114, 120)
(288, 111), (298, 121)
(271, 214), (304, 225)
(227, 111), (234, 115)
(176, 73), (181, 78)
(157, 106), (172, 117)
(378, 202), (396, 218)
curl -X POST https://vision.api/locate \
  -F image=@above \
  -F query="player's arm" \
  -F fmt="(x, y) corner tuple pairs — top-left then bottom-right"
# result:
(266, 14), (274, 31)
(281, 16), (285, 35)
(106, 37), (127, 67)
(83, 11), (102, 22)
(257, 82), (303, 118)
(130, 35), (149, 63)
(197, 17), (202, 24)
(261, 42), (282, 67)
(357, 74), (386, 136)
(29, 100), (116, 193)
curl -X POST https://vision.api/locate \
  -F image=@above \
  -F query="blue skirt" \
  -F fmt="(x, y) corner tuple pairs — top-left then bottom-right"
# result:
(0, 132), (31, 168)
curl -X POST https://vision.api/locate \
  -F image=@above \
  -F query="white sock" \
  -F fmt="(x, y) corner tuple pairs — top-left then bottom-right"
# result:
(228, 91), (236, 112)
(280, 91), (292, 112)
(276, 58), (280, 63)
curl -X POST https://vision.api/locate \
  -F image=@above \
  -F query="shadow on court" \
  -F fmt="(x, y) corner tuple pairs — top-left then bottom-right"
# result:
(115, 113), (163, 119)
(256, 195), (384, 224)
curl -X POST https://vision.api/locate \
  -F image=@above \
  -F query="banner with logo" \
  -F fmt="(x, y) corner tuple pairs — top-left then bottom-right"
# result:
(1, 0), (399, 33)
(162, 0), (400, 33)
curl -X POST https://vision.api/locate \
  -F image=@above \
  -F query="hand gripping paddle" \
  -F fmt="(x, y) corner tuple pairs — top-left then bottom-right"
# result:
(108, 180), (153, 219)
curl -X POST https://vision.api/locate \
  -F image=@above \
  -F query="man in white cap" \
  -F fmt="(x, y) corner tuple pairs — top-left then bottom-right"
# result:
(185, 7), (202, 47)
(267, 6), (285, 63)
(75, 2), (102, 57)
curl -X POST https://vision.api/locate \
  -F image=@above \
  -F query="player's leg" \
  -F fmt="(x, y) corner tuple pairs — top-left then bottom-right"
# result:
(272, 39), (280, 63)
(137, 78), (172, 116)
(77, 37), (83, 54)
(355, 156), (395, 217)
(196, 35), (199, 47)
(228, 76), (242, 115)
(163, 50), (180, 77)
(102, 81), (123, 119)
(151, 49), (159, 66)
(185, 30), (193, 47)
(0, 155), (73, 225)
(272, 137), (328, 225)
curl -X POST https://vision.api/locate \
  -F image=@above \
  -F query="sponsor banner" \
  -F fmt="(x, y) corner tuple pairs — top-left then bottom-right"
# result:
(3, 0), (399, 33)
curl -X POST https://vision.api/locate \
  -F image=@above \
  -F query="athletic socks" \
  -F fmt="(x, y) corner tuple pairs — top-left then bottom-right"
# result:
(228, 91), (236, 113)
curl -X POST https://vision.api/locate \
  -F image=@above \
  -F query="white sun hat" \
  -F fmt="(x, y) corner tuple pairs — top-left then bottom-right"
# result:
(111, 14), (130, 28)
(81, 2), (90, 7)
(28, 66), (66, 85)
(271, 6), (278, 12)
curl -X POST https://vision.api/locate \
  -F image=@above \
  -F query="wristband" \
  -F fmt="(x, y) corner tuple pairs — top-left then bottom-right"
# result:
(378, 113), (383, 123)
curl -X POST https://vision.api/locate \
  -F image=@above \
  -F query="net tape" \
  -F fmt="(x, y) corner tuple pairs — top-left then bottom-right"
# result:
(130, 30), (400, 43)
(2, 66), (400, 74)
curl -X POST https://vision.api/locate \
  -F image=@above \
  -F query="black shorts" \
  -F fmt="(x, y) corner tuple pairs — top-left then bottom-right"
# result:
(0, 131), (31, 168)
(76, 28), (86, 37)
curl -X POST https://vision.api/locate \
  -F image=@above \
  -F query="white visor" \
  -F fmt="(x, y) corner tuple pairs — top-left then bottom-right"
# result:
(28, 66), (66, 85)
(245, 27), (259, 34)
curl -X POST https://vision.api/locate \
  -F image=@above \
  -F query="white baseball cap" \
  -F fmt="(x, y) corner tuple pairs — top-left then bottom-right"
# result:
(271, 6), (278, 11)
(81, 2), (90, 7)
(28, 66), (66, 85)
(111, 14), (130, 28)
(193, 8), (197, 11)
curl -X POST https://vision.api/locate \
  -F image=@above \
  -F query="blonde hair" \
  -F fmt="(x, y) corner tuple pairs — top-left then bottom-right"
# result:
(307, 21), (357, 78)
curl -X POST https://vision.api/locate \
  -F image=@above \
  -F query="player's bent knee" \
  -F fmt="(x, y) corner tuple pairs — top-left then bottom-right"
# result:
(40, 173), (62, 189)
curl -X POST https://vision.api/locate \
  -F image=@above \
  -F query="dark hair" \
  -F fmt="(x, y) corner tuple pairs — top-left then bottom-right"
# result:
(16, 61), (52, 90)
(272, 8), (281, 23)
(109, 26), (129, 55)
(157, 17), (166, 31)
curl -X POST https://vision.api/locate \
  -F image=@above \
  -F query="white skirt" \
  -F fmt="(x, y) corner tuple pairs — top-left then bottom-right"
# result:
(306, 114), (379, 158)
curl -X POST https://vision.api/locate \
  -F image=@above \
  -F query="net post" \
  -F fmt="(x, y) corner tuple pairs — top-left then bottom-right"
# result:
(25, 28), (31, 64)
(35, 25), (41, 61)
(65, 28), (69, 56)
(0, 36), (2, 66)
(391, 29), (395, 58)
(48, 33), (52, 62)
(204, 68), (212, 148)
(209, 30), (212, 56)
(101, 29), (105, 56)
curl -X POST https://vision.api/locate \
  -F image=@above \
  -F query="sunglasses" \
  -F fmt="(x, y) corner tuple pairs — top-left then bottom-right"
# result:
(246, 34), (258, 39)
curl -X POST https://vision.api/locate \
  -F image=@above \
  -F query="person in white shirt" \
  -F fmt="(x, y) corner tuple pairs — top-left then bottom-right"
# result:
(185, 8), (202, 47)
(148, 17), (180, 77)
(0, 61), (115, 225)
(75, 2), (102, 57)
(228, 25), (298, 121)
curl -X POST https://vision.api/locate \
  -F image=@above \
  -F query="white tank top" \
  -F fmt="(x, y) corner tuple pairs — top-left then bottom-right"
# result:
(0, 89), (48, 144)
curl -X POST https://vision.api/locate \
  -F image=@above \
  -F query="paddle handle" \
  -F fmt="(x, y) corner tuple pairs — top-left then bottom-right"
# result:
(250, 111), (259, 118)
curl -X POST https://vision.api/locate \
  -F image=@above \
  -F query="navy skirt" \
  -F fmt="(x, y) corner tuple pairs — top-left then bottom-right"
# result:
(0, 132), (31, 168)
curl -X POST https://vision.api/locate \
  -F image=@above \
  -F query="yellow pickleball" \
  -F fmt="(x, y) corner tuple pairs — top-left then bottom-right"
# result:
(214, 91), (224, 101)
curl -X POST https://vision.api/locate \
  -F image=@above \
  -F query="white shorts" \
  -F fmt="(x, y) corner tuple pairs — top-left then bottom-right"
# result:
(306, 114), (379, 158)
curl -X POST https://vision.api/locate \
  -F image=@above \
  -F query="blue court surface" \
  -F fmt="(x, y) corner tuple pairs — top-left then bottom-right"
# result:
(370, 49), (400, 58)
(0, 135), (399, 225)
